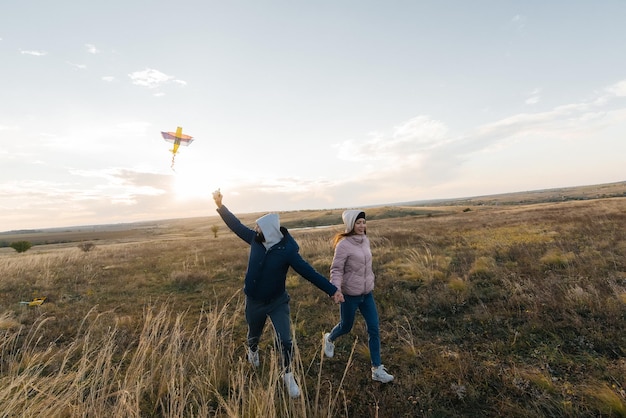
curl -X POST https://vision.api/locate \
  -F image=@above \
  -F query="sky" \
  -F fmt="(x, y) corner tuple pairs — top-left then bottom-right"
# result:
(1, 1), (626, 232)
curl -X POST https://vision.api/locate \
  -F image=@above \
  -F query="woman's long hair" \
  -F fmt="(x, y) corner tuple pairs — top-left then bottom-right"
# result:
(332, 227), (366, 249)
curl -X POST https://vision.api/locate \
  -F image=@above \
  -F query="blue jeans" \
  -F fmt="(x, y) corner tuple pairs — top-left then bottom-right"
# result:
(328, 292), (382, 367)
(245, 292), (293, 371)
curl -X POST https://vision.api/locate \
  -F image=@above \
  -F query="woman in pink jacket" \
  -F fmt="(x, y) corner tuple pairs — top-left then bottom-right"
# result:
(323, 210), (394, 383)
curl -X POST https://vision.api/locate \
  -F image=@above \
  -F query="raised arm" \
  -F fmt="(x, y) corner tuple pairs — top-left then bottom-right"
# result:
(212, 189), (256, 244)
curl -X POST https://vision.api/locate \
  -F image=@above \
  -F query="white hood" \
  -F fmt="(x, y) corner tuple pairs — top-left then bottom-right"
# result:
(256, 213), (283, 249)
(342, 210), (365, 233)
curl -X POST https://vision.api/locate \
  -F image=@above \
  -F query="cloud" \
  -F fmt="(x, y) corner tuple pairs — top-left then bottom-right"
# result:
(85, 43), (99, 54)
(68, 62), (87, 70)
(0, 168), (173, 227)
(327, 82), (626, 201)
(511, 14), (527, 32)
(607, 80), (626, 97)
(334, 115), (448, 162)
(471, 100), (608, 147)
(20, 50), (47, 56)
(128, 68), (186, 89)
(79, 169), (167, 205)
(129, 69), (171, 88)
(525, 88), (541, 105)
(102, 76), (116, 82)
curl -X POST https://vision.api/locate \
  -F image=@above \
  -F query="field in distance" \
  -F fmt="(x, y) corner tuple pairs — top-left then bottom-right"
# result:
(2, 180), (625, 251)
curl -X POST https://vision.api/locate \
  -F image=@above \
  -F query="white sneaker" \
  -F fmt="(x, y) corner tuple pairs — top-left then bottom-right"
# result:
(283, 372), (301, 398)
(323, 333), (334, 358)
(247, 347), (259, 368)
(371, 365), (394, 383)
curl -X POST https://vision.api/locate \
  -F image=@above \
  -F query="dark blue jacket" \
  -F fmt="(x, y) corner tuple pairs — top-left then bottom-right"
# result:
(216, 205), (338, 301)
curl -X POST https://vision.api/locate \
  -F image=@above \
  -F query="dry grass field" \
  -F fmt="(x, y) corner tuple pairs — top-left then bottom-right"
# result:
(1, 183), (625, 417)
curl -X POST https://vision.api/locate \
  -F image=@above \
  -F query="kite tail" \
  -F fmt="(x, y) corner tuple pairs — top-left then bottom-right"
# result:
(171, 154), (176, 171)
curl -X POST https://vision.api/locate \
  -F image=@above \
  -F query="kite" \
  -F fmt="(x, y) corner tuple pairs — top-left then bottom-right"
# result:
(161, 126), (194, 170)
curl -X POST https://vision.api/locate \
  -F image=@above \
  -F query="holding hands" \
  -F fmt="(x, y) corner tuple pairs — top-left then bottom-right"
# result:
(332, 290), (344, 304)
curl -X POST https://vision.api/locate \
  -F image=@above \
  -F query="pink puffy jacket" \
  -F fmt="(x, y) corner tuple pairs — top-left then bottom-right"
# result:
(330, 234), (375, 296)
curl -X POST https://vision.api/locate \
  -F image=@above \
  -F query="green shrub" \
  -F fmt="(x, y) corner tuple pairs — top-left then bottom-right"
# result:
(9, 241), (32, 253)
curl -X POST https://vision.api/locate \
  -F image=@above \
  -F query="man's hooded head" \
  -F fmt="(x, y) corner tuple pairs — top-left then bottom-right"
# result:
(255, 213), (283, 249)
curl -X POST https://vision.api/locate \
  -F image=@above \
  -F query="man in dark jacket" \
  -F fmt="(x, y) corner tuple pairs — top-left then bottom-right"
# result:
(212, 189), (343, 398)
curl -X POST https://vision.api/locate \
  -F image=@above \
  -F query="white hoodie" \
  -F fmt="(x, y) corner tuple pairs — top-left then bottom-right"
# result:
(256, 213), (284, 250)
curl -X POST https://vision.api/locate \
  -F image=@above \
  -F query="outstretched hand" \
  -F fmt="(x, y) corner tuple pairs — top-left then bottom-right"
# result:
(332, 290), (344, 304)
(212, 188), (223, 208)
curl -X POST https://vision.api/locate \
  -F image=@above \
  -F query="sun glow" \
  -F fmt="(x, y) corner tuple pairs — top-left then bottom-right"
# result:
(171, 166), (214, 200)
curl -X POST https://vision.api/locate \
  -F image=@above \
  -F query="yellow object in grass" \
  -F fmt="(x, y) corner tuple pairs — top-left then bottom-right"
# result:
(19, 297), (46, 306)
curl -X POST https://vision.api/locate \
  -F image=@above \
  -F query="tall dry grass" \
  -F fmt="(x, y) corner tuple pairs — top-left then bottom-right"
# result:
(0, 295), (353, 417)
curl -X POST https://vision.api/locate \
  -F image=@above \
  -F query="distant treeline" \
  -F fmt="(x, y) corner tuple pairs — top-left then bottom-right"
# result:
(0, 239), (77, 248)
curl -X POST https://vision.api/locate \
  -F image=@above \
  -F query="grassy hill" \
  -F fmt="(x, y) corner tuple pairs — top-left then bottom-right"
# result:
(0, 182), (625, 417)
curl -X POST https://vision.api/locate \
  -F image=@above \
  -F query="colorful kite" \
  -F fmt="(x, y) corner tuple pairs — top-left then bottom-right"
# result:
(161, 126), (194, 170)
